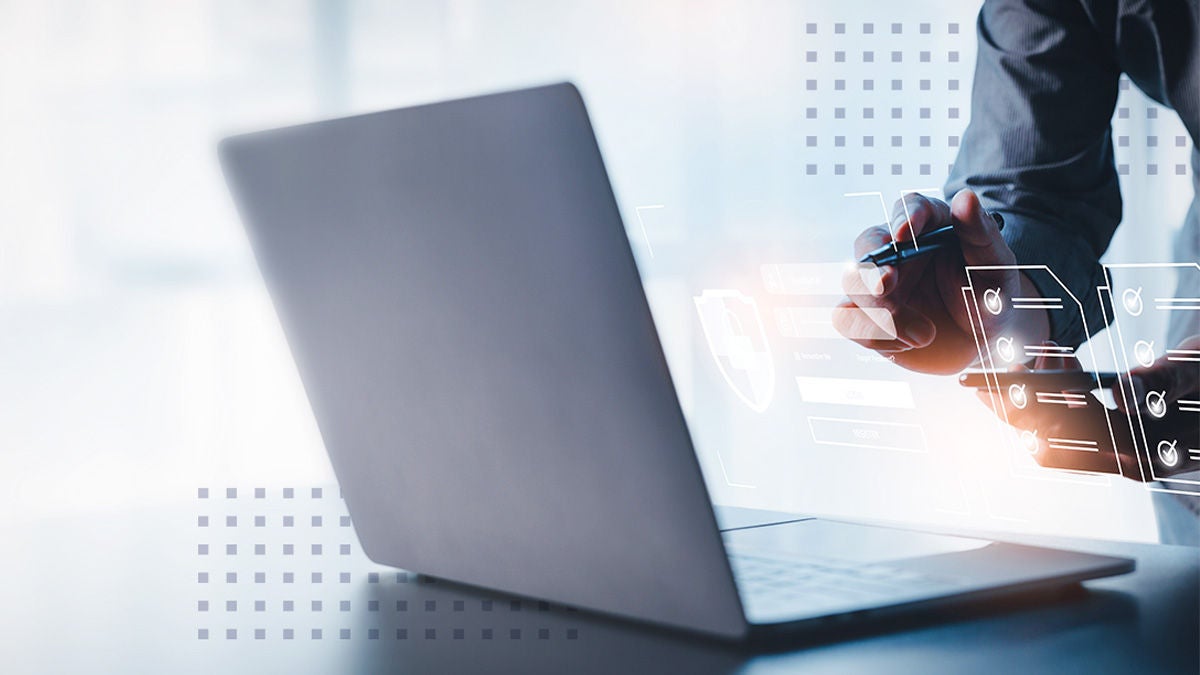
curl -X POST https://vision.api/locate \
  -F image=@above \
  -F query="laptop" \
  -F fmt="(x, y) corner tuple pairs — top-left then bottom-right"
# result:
(219, 82), (1134, 641)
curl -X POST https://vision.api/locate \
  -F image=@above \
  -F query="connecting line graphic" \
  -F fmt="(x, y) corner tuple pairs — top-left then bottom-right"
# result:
(1024, 343), (1075, 360)
(713, 449), (756, 490)
(958, 285), (1033, 523)
(1034, 392), (1089, 406)
(1166, 348), (1200, 363)
(896, 187), (945, 249)
(1101, 263), (1200, 494)
(1011, 296), (1064, 311)
(1046, 438), (1100, 453)
(843, 188), (944, 252)
(633, 205), (664, 259)
(961, 273), (1114, 489)
(968, 265), (1123, 483)
(1099, 286), (1154, 484)
(1154, 297), (1200, 311)
(961, 285), (1033, 481)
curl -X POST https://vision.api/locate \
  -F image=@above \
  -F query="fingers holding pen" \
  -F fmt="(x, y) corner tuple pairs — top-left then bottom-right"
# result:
(860, 193), (953, 296)
(840, 260), (938, 352)
(949, 189), (1014, 267)
(833, 299), (937, 351)
(851, 226), (899, 296)
(845, 234), (931, 303)
(891, 192), (953, 241)
(838, 193), (956, 359)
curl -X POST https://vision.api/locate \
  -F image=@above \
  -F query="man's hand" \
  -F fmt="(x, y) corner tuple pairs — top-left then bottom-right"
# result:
(834, 189), (1047, 374)
(978, 336), (1200, 480)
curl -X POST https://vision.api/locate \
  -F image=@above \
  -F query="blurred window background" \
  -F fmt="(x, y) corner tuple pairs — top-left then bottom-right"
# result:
(0, 0), (1191, 540)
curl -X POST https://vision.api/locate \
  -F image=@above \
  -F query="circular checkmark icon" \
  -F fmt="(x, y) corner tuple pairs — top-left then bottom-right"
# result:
(983, 288), (1003, 315)
(1122, 287), (1143, 316)
(996, 336), (1015, 363)
(1008, 383), (1027, 409)
(1020, 429), (1039, 455)
(1146, 390), (1167, 419)
(1157, 439), (1179, 467)
(1134, 340), (1156, 368)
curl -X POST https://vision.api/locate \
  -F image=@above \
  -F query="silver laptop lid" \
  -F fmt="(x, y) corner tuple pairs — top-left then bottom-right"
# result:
(220, 83), (747, 638)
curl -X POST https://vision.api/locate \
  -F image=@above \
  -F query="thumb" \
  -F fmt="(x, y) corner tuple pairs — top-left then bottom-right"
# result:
(950, 189), (1014, 267)
(1032, 341), (1081, 371)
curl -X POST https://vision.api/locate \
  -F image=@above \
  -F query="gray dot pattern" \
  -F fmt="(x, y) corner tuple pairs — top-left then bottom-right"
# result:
(765, 22), (1193, 179)
(197, 485), (582, 642)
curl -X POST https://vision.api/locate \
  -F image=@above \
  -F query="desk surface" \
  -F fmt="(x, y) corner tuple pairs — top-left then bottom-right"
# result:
(0, 497), (1195, 674)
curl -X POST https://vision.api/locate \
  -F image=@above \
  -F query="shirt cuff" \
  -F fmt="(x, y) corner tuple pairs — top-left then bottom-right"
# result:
(996, 211), (1113, 349)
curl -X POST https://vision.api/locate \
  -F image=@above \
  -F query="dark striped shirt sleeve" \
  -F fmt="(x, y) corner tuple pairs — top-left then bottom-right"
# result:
(944, 0), (1123, 349)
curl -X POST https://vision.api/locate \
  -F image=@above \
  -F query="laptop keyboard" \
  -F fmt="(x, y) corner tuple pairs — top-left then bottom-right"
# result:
(728, 551), (952, 622)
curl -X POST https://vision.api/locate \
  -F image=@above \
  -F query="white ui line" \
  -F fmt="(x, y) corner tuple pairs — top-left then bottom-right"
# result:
(633, 205), (664, 259)
(1166, 349), (1200, 362)
(843, 188), (945, 253)
(1025, 345), (1076, 359)
(1035, 392), (1088, 405)
(1178, 399), (1200, 413)
(1154, 297), (1200, 311)
(1047, 437), (1100, 452)
(1012, 297), (1064, 310)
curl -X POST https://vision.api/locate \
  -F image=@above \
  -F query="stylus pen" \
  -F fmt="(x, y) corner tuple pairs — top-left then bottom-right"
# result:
(859, 212), (1005, 267)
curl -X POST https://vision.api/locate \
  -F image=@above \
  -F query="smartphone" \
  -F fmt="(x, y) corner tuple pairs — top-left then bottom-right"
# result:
(958, 369), (1121, 391)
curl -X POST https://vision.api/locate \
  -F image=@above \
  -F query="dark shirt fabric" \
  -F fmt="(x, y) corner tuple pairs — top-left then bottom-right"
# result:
(945, 0), (1199, 350)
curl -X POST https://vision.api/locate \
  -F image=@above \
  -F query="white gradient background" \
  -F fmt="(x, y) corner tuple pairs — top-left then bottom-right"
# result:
(0, 0), (1192, 542)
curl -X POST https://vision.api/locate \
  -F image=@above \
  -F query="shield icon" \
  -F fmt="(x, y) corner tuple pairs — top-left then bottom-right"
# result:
(694, 289), (776, 413)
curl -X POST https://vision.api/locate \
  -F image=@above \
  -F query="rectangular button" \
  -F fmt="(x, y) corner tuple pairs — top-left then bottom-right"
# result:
(796, 376), (915, 409)
(808, 416), (928, 453)
(761, 263), (851, 296)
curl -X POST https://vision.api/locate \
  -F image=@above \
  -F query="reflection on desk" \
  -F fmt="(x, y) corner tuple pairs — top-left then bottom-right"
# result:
(0, 493), (1195, 674)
